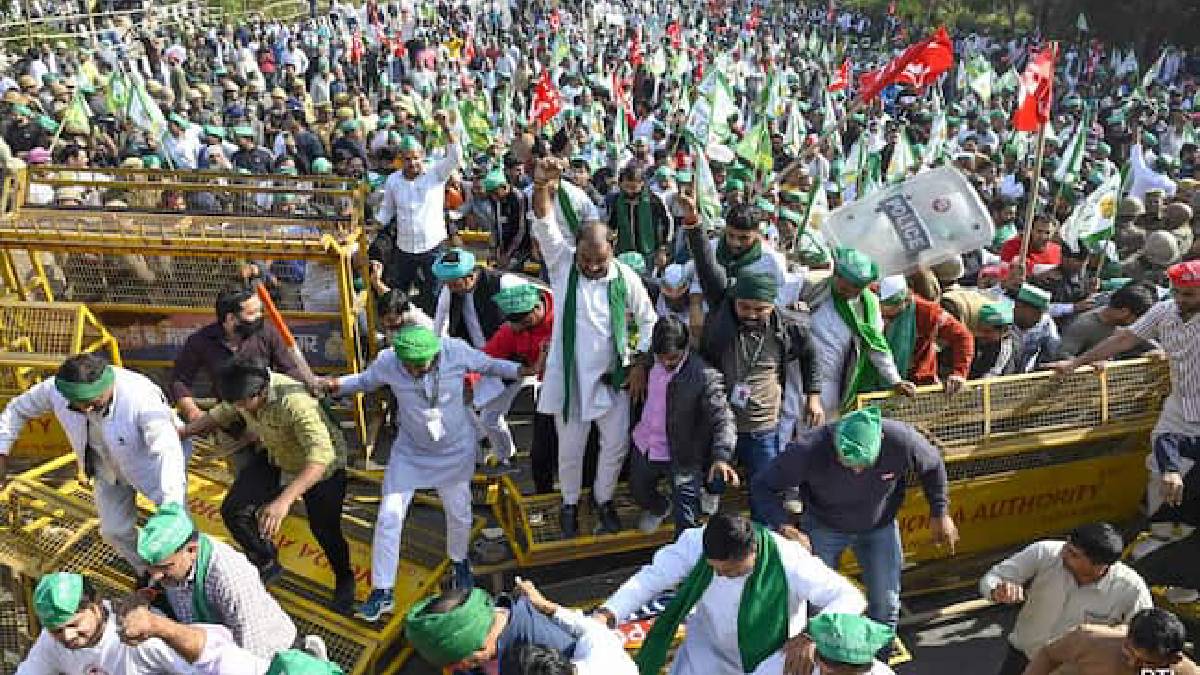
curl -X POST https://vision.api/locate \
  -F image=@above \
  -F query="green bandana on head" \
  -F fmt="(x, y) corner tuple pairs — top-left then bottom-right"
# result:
(399, 134), (422, 152)
(617, 251), (647, 274)
(137, 502), (194, 565)
(481, 169), (506, 192)
(734, 272), (777, 302)
(835, 406), (884, 468)
(979, 302), (1014, 327)
(432, 248), (476, 280)
(265, 650), (346, 675)
(54, 365), (115, 403)
(404, 588), (495, 667)
(392, 326), (441, 364)
(493, 284), (541, 316)
(1015, 283), (1051, 311)
(833, 247), (880, 287)
(34, 572), (84, 630)
(808, 613), (895, 666)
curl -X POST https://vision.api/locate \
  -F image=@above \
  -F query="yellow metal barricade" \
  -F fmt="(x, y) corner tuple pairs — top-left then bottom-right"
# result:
(0, 301), (121, 461)
(0, 166), (375, 453)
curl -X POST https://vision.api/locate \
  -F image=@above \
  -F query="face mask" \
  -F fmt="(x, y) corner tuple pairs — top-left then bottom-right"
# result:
(235, 316), (265, 338)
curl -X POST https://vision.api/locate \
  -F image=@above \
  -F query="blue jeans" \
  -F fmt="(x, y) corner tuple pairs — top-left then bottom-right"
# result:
(804, 516), (903, 629)
(736, 428), (780, 524)
(628, 449), (703, 537)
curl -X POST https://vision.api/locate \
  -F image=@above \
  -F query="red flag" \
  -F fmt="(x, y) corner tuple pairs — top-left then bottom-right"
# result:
(827, 59), (852, 91)
(612, 71), (636, 130)
(549, 9), (560, 30)
(857, 26), (953, 101)
(666, 22), (681, 49)
(1012, 43), (1058, 132)
(746, 7), (761, 30)
(349, 30), (363, 64)
(887, 0), (896, 16)
(858, 68), (881, 93)
(531, 69), (563, 127)
(826, 0), (836, 23)
(629, 31), (643, 68)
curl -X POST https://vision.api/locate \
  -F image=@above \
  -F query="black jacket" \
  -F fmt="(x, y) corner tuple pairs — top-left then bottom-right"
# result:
(446, 267), (509, 343)
(687, 227), (822, 397)
(631, 351), (737, 472)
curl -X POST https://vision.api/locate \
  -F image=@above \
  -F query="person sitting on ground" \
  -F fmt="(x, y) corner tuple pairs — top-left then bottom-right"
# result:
(1022, 607), (1200, 675)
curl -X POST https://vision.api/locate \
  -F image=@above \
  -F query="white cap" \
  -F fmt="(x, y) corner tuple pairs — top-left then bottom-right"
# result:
(662, 263), (690, 289)
(879, 275), (908, 302)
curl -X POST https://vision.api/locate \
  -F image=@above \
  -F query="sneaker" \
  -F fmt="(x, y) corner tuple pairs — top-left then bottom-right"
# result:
(355, 588), (394, 622)
(258, 560), (285, 586)
(637, 507), (670, 535)
(560, 504), (579, 539)
(332, 574), (356, 615)
(595, 501), (622, 535)
(450, 560), (474, 590)
(302, 635), (329, 661)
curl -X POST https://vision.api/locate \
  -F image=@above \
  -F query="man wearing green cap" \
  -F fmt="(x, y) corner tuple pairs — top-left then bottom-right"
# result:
(1010, 282), (1062, 372)
(806, 613), (896, 674)
(164, 112), (201, 170)
(595, 513), (865, 675)
(1129, 120), (1177, 203)
(529, 158), (659, 538)
(317, 325), (532, 621)
(180, 355), (355, 613)
(478, 169), (531, 270)
(0, 353), (187, 575)
(374, 110), (460, 314)
(810, 247), (914, 419)
(970, 301), (1021, 379)
(756, 406), (956, 641)
(137, 502), (297, 658)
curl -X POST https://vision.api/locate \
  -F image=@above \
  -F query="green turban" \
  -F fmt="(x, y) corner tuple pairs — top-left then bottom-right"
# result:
(54, 364), (115, 403)
(34, 573), (84, 629)
(835, 406), (883, 468)
(312, 157), (333, 174)
(142, 155), (163, 169)
(1015, 283), (1051, 310)
(265, 650), (346, 675)
(137, 503), (194, 565)
(728, 164), (753, 181)
(203, 125), (226, 139)
(399, 134), (422, 152)
(492, 284), (541, 316)
(404, 588), (495, 666)
(808, 613), (895, 666)
(833, 247), (879, 287)
(481, 169), (507, 192)
(392, 326), (441, 364)
(432, 248), (476, 280)
(734, 272), (778, 302)
(978, 302), (1014, 327)
(234, 126), (255, 138)
(617, 251), (647, 274)
(36, 115), (59, 133)
(725, 178), (745, 192)
(1100, 277), (1132, 292)
(339, 119), (360, 133)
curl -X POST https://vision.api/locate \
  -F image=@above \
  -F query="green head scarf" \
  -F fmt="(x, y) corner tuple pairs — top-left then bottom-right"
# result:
(979, 302), (1014, 327)
(833, 247), (879, 287)
(54, 364), (115, 403)
(432, 248), (476, 280)
(835, 406), (884, 468)
(392, 326), (441, 364)
(617, 251), (647, 274)
(734, 272), (778, 302)
(398, 134), (422, 152)
(492, 284), (541, 316)
(1015, 283), (1051, 310)
(404, 588), (495, 666)
(265, 650), (346, 675)
(34, 572), (85, 629)
(312, 157), (333, 174)
(481, 168), (507, 192)
(137, 502), (194, 565)
(808, 613), (895, 666)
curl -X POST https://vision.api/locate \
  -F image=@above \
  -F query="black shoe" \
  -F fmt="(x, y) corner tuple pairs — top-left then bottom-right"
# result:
(595, 501), (622, 535)
(560, 504), (579, 539)
(332, 574), (356, 615)
(450, 560), (474, 590)
(259, 560), (285, 586)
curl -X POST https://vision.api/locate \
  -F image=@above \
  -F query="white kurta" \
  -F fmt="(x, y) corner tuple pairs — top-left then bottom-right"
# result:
(531, 212), (657, 422)
(810, 295), (901, 419)
(602, 528), (866, 675)
(336, 337), (520, 490)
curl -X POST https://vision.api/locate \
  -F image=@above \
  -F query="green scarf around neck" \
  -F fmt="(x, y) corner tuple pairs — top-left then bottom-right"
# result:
(615, 191), (655, 256)
(561, 263), (628, 422)
(882, 299), (916, 385)
(558, 184), (580, 236)
(191, 534), (214, 623)
(832, 289), (892, 412)
(715, 238), (764, 279)
(636, 524), (789, 675)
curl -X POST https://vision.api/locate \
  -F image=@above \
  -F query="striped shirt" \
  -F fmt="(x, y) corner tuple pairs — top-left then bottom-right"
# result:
(163, 535), (297, 659)
(1128, 299), (1200, 422)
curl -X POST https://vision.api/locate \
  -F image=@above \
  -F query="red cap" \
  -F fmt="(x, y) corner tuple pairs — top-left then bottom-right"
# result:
(1168, 260), (1200, 288)
(980, 263), (1010, 280)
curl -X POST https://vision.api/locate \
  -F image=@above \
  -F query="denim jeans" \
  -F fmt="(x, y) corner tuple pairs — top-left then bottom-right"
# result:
(803, 515), (903, 629)
(628, 449), (703, 537)
(736, 428), (780, 524)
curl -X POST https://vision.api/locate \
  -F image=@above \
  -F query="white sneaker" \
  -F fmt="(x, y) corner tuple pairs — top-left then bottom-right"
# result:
(302, 635), (329, 661)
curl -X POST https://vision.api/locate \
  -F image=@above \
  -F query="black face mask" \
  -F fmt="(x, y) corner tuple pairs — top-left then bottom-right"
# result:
(235, 316), (264, 338)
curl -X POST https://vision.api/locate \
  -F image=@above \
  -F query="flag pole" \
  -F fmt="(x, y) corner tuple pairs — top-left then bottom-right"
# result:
(1017, 121), (1048, 271)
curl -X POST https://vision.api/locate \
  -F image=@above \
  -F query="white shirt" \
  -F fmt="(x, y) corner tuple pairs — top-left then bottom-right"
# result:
(602, 527), (866, 675)
(531, 212), (657, 422)
(375, 143), (462, 253)
(552, 607), (637, 675)
(1129, 143), (1177, 202)
(810, 291), (902, 418)
(980, 540), (1152, 657)
(543, 179), (602, 245)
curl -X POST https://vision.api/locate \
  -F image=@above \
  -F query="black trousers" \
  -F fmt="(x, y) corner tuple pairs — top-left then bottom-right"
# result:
(530, 412), (559, 494)
(996, 645), (1029, 675)
(220, 450), (353, 580)
(383, 247), (442, 316)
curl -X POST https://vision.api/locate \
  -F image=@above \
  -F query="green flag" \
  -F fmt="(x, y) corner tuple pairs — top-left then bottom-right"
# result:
(1061, 174), (1121, 251)
(692, 147), (722, 226)
(1054, 107), (1092, 185)
(886, 129), (916, 183)
(459, 97), (492, 151)
(966, 55), (995, 104)
(735, 119), (773, 173)
(1076, 12), (1089, 32)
